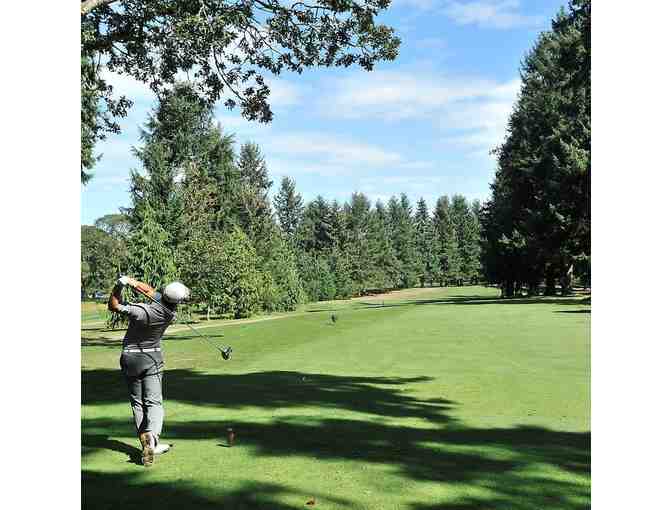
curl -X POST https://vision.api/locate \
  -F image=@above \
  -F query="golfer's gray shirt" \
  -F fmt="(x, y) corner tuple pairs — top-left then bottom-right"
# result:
(119, 300), (174, 350)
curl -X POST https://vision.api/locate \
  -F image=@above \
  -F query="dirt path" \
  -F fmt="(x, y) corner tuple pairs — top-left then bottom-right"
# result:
(81, 287), (455, 343)
(82, 310), (311, 342)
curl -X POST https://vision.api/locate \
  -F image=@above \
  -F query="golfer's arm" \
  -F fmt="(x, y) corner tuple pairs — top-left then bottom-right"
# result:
(134, 280), (156, 298)
(108, 282), (124, 312)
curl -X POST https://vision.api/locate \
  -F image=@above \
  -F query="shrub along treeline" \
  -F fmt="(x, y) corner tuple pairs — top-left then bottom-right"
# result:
(81, 85), (483, 318)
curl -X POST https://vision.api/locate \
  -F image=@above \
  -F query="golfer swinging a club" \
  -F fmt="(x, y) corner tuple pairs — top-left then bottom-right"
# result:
(108, 276), (190, 467)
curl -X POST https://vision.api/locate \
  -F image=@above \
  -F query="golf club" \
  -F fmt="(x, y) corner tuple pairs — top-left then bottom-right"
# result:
(128, 285), (233, 360)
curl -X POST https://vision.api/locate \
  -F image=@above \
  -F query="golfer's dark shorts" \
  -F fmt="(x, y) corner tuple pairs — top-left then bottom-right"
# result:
(120, 351), (164, 378)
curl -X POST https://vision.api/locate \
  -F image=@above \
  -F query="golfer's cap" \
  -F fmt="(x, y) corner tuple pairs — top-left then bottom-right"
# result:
(163, 281), (190, 303)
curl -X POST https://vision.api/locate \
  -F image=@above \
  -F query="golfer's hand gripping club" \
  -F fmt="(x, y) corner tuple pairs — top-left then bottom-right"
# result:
(118, 276), (155, 299)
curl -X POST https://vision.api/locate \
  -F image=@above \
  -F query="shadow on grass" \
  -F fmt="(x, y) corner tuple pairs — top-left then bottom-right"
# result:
(82, 433), (142, 465)
(81, 337), (123, 347)
(81, 326), (115, 332)
(83, 416), (589, 510)
(83, 369), (590, 509)
(351, 296), (591, 310)
(83, 369), (454, 424)
(82, 471), (354, 510)
(555, 310), (591, 314)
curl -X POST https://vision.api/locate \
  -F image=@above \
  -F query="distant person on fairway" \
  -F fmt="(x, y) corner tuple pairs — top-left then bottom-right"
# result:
(108, 276), (190, 467)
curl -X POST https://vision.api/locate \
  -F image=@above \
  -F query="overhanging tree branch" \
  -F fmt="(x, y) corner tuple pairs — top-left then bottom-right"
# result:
(81, 0), (119, 15)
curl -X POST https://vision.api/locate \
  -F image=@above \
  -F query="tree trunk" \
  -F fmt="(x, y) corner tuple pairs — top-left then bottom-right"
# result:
(560, 264), (574, 296)
(504, 280), (515, 298)
(544, 271), (556, 296)
(527, 281), (539, 297)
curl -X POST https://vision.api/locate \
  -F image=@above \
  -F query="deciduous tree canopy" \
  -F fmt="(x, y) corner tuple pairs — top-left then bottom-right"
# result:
(80, 0), (400, 183)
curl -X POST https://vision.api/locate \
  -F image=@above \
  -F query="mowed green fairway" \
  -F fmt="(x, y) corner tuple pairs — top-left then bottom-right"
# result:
(82, 286), (590, 509)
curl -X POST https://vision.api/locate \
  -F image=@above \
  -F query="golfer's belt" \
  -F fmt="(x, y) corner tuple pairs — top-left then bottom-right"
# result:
(122, 347), (161, 353)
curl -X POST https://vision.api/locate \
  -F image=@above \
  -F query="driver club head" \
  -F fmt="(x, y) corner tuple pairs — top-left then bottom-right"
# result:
(221, 346), (233, 360)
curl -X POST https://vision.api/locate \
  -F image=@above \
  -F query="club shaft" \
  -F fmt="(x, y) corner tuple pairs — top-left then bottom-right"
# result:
(130, 286), (227, 353)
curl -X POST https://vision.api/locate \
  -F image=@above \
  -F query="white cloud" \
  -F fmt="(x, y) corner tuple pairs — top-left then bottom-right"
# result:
(266, 77), (303, 107)
(439, 80), (519, 152)
(263, 133), (404, 168)
(360, 175), (443, 190)
(321, 71), (517, 121)
(443, 1), (543, 29)
(394, 0), (543, 30)
(103, 66), (302, 112)
(97, 136), (141, 162)
(414, 37), (451, 51)
(267, 159), (354, 178)
(320, 68), (520, 156)
(102, 70), (154, 102)
(393, 0), (439, 10)
(398, 161), (436, 171)
(214, 113), (274, 141)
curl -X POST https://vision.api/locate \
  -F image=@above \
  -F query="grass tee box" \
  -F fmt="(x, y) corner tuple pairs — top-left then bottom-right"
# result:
(82, 286), (590, 509)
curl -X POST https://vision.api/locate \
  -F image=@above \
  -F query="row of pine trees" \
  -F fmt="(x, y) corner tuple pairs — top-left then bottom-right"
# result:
(278, 186), (482, 302)
(479, 0), (590, 297)
(81, 83), (483, 319)
(81, 0), (590, 315)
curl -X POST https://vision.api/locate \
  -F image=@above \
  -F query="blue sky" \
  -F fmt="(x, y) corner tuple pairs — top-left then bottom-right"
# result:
(81, 0), (567, 225)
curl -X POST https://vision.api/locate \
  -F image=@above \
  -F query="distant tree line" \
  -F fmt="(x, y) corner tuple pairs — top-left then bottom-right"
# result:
(281, 189), (482, 302)
(81, 84), (483, 317)
(479, 0), (590, 297)
(81, 0), (590, 314)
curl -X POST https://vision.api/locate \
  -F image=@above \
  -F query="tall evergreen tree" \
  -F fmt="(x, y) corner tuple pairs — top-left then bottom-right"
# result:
(369, 200), (401, 289)
(238, 142), (272, 190)
(329, 200), (348, 251)
(257, 227), (305, 312)
(481, 0), (590, 296)
(205, 128), (241, 234)
(450, 195), (481, 285)
(126, 205), (178, 291)
(236, 142), (274, 255)
(433, 196), (461, 286)
(344, 192), (374, 294)
(177, 162), (219, 243)
(128, 83), (239, 246)
(389, 194), (421, 288)
(414, 198), (439, 287)
(298, 196), (336, 253)
(273, 176), (304, 241)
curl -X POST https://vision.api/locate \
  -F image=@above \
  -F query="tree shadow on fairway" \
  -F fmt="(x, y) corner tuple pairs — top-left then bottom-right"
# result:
(555, 309), (591, 314)
(83, 369), (455, 424)
(82, 433), (142, 465)
(351, 296), (591, 310)
(83, 416), (589, 510)
(83, 471), (355, 510)
(81, 336), (123, 347)
(81, 326), (116, 332)
(451, 297), (590, 307)
(83, 368), (589, 509)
